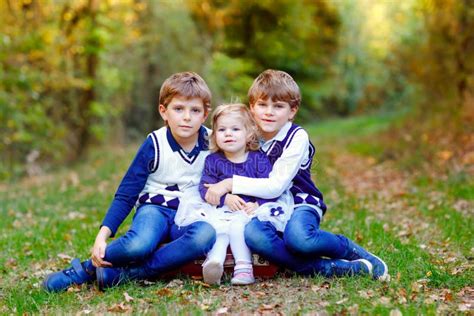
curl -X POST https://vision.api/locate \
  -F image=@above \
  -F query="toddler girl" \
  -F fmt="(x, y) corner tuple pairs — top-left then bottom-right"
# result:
(175, 103), (292, 285)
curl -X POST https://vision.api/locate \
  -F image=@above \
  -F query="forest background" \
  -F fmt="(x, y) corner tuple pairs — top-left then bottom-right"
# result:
(1, 0), (472, 180)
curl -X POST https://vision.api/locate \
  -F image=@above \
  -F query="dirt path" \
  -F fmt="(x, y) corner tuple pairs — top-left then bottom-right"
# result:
(330, 150), (473, 309)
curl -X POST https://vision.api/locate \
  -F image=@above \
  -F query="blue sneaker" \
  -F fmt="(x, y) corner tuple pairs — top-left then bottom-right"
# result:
(43, 258), (95, 292)
(345, 241), (389, 281)
(97, 266), (145, 290)
(325, 259), (372, 277)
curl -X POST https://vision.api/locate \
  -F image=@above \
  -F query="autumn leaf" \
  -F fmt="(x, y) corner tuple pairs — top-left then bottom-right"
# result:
(57, 253), (73, 261)
(123, 292), (134, 302)
(107, 302), (131, 313)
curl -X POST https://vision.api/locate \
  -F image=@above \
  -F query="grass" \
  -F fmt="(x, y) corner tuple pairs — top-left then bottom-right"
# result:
(1, 112), (472, 314)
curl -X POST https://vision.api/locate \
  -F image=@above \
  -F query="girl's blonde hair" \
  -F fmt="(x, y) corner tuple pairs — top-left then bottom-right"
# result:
(210, 103), (260, 153)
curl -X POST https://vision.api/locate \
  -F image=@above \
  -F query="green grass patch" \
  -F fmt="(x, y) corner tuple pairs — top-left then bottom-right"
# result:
(1, 112), (471, 314)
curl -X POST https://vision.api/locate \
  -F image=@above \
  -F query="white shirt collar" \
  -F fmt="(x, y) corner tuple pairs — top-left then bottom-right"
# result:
(261, 121), (292, 146)
(260, 122), (293, 151)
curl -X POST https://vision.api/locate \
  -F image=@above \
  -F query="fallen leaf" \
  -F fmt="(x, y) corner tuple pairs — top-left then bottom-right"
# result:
(166, 279), (184, 288)
(254, 291), (266, 298)
(66, 285), (81, 293)
(57, 253), (73, 261)
(216, 307), (229, 315)
(107, 302), (131, 313)
(437, 150), (453, 161)
(458, 303), (472, 312)
(193, 280), (210, 287)
(358, 290), (374, 299)
(259, 304), (274, 311)
(379, 296), (391, 305)
(389, 309), (402, 316)
(156, 288), (173, 297)
(124, 292), (133, 302)
(348, 304), (359, 315)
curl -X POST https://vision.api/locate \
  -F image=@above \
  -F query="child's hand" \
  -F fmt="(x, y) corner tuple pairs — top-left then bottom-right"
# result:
(91, 227), (113, 268)
(243, 202), (258, 215)
(204, 178), (232, 205)
(224, 194), (247, 211)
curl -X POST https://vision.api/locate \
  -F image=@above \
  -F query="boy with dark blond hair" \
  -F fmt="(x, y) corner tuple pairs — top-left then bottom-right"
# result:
(205, 69), (389, 280)
(44, 72), (217, 291)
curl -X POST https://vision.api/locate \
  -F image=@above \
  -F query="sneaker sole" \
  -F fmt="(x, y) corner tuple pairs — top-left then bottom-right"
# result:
(369, 252), (390, 281)
(202, 261), (223, 285)
(231, 278), (255, 285)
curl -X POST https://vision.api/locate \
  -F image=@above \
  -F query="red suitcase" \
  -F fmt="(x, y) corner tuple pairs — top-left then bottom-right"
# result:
(163, 247), (279, 279)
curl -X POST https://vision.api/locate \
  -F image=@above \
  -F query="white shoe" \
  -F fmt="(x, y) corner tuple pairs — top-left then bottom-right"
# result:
(231, 268), (255, 285)
(202, 260), (223, 285)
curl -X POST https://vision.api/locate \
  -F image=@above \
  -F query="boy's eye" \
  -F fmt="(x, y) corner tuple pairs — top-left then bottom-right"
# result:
(174, 106), (183, 111)
(217, 128), (225, 132)
(192, 108), (202, 113)
(232, 127), (241, 132)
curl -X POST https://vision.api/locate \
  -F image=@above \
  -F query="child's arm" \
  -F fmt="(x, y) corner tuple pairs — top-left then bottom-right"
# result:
(206, 130), (311, 200)
(100, 138), (155, 235)
(224, 194), (247, 211)
(233, 129), (310, 198)
(91, 226), (113, 267)
(243, 201), (259, 215)
(91, 137), (156, 266)
(199, 156), (227, 206)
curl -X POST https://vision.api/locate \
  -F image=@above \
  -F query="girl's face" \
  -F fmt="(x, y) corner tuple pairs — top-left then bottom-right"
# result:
(215, 113), (248, 158)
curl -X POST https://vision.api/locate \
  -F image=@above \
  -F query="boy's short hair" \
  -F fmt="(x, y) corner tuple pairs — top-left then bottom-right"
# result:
(159, 72), (212, 112)
(248, 69), (301, 109)
(209, 103), (260, 153)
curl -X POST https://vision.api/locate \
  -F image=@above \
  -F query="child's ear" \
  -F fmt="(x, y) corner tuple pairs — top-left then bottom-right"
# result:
(158, 104), (167, 121)
(249, 104), (256, 115)
(289, 106), (298, 120)
(203, 109), (210, 122)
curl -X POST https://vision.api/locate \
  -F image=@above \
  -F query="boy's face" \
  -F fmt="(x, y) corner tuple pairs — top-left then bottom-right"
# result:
(250, 98), (297, 140)
(159, 96), (208, 143)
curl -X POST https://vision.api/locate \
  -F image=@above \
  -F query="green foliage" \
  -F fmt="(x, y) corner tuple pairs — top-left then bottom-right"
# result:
(327, 0), (420, 116)
(189, 0), (340, 113)
(0, 1), (139, 179)
(1, 0), (471, 180)
(206, 52), (256, 104)
(123, 1), (209, 138)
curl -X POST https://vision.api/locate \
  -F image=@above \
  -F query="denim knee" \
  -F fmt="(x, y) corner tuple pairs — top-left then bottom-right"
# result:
(186, 221), (216, 253)
(284, 229), (314, 254)
(114, 231), (158, 261)
(244, 219), (273, 253)
(284, 207), (322, 254)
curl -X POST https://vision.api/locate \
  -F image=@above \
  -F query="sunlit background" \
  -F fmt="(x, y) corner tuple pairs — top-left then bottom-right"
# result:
(1, 0), (472, 180)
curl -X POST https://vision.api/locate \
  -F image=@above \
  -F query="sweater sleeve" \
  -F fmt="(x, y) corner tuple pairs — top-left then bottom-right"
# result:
(253, 152), (279, 205)
(199, 155), (227, 207)
(101, 136), (157, 236)
(233, 130), (310, 199)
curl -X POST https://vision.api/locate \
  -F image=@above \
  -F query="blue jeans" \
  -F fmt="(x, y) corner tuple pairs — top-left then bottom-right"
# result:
(139, 220), (216, 277)
(284, 206), (350, 259)
(244, 217), (352, 277)
(84, 204), (216, 276)
(103, 204), (175, 265)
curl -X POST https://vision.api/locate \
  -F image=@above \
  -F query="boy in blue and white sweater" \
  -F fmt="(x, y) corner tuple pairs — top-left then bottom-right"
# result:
(205, 70), (389, 280)
(43, 72), (216, 292)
